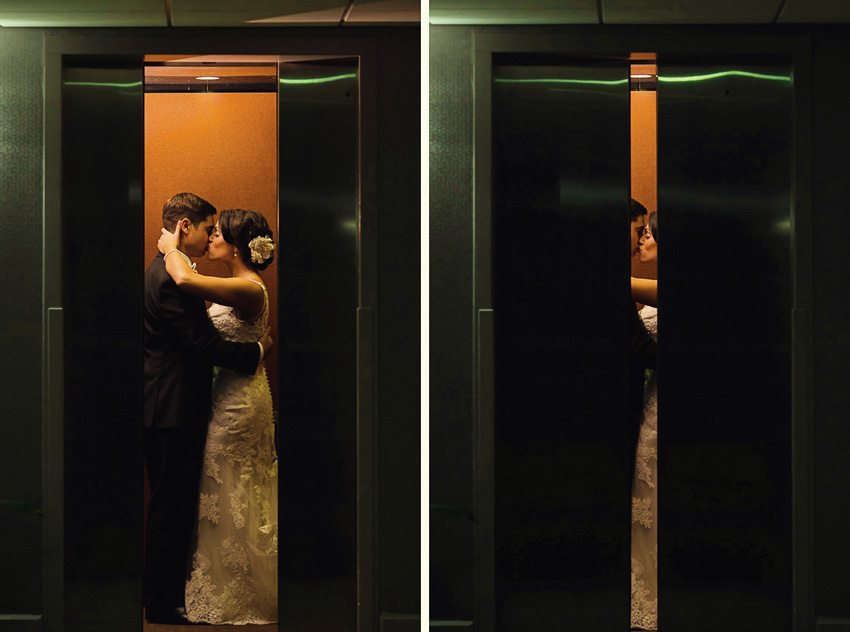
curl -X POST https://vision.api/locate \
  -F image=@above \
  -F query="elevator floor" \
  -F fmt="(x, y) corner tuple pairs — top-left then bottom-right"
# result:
(145, 624), (276, 632)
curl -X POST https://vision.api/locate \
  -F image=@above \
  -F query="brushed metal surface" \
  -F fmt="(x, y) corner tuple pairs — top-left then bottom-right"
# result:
(491, 60), (631, 631)
(277, 58), (359, 632)
(0, 26), (44, 618)
(657, 61), (793, 631)
(779, 0), (850, 23)
(62, 63), (145, 632)
(603, 0), (780, 24)
(430, 25), (477, 624)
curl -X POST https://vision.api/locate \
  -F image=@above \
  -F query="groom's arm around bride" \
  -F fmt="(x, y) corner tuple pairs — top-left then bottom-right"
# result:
(144, 249), (270, 429)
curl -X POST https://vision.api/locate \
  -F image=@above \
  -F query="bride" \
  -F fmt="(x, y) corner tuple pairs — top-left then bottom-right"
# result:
(630, 211), (658, 631)
(158, 209), (278, 625)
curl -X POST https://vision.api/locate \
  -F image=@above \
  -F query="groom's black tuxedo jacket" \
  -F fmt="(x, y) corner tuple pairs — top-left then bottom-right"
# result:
(629, 302), (657, 455)
(143, 253), (260, 429)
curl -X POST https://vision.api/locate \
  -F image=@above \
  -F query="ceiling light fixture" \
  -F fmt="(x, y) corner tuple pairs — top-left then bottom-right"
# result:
(195, 76), (221, 81)
(630, 74), (654, 79)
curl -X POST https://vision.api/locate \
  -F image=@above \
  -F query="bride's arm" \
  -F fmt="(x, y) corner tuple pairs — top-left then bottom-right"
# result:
(158, 228), (264, 316)
(631, 277), (657, 307)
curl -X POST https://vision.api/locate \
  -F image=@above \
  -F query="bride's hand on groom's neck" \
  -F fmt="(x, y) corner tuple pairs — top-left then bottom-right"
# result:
(158, 225), (181, 255)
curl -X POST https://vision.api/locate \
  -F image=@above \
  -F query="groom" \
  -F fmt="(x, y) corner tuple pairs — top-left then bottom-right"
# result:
(143, 192), (273, 624)
(629, 198), (657, 470)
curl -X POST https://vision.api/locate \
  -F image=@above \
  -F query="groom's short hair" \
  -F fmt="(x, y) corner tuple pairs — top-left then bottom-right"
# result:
(629, 198), (648, 222)
(162, 192), (216, 231)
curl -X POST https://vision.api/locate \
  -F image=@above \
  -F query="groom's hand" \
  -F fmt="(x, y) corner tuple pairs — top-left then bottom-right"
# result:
(259, 327), (273, 358)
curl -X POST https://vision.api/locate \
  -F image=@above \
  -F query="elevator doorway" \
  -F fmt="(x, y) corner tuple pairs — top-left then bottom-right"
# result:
(53, 40), (372, 632)
(473, 38), (808, 632)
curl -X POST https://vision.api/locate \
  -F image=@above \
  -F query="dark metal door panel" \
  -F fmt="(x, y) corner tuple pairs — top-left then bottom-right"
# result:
(491, 62), (631, 631)
(657, 63), (793, 631)
(276, 59), (359, 632)
(62, 63), (144, 631)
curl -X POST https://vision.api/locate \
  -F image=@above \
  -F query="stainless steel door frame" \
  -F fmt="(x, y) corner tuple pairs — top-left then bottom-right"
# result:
(44, 33), (379, 632)
(472, 30), (813, 632)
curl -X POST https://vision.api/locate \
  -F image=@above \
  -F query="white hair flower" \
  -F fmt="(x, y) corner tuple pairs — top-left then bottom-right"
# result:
(248, 236), (275, 264)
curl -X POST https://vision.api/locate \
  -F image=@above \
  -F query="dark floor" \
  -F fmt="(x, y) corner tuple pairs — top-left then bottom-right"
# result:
(145, 625), (276, 632)
(140, 576), (354, 631)
(143, 607), (276, 631)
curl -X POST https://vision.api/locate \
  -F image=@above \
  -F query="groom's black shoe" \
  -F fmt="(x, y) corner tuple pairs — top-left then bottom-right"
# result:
(145, 606), (205, 625)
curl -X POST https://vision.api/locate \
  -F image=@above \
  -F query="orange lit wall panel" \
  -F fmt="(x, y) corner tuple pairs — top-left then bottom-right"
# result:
(144, 92), (279, 406)
(631, 89), (657, 281)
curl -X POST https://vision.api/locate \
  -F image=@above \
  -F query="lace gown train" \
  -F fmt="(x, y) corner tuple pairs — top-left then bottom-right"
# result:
(185, 282), (278, 625)
(631, 305), (658, 630)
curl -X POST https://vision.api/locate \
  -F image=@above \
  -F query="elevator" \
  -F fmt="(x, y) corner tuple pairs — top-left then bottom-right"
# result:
(47, 34), (376, 632)
(473, 33), (810, 632)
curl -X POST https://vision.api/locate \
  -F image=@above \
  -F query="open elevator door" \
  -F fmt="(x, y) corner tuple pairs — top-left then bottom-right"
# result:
(489, 57), (632, 631)
(656, 59), (793, 632)
(62, 60), (145, 632)
(276, 57), (360, 632)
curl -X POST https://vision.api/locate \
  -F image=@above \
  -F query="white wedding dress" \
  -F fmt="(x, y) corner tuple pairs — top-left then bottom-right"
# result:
(185, 281), (278, 625)
(631, 305), (658, 630)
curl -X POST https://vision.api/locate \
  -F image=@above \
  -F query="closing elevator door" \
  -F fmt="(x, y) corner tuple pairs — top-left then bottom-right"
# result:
(657, 62), (793, 631)
(491, 60), (632, 631)
(276, 58), (359, 632)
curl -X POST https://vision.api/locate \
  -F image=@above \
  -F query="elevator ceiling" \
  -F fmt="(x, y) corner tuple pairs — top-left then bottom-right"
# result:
(0, 0), (419, 27)
(429, 0), (850, 25)
(0, 0), (843, 26)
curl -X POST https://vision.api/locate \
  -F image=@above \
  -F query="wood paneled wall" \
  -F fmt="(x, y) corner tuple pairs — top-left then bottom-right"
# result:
(144, 92), (279, 405)
(631, 88), (657, 281)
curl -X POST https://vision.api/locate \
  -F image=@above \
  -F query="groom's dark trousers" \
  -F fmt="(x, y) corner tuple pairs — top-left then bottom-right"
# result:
(143, 252), (260, 613)
(143, 426), (207, 612)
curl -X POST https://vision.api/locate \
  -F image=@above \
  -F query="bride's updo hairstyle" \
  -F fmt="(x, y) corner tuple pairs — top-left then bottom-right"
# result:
(647, 210), (658, 242)
(218, 209), (275, 271)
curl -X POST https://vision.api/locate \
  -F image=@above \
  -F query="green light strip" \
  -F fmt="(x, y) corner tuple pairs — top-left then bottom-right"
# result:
(494, 70), (790, 86)
(658, 70), (791, 83)
(494, 77), (629, 86)
(65, 81), (144, 88)
(278, 73), (357, 85)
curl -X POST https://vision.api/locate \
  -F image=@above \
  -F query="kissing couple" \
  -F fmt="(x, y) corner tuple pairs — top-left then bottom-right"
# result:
(143, 192), (279, 625)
